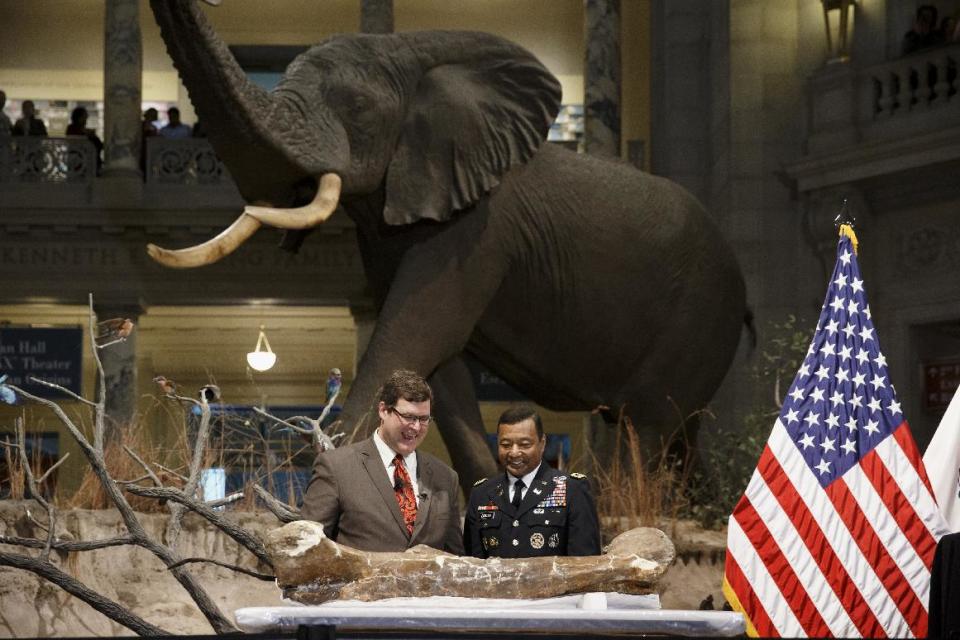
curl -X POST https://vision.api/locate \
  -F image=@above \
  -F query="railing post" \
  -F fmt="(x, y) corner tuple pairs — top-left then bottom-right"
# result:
(915, 60), (934, 106)
(932, 53), (953, 105)
(877, 71), (899, 116)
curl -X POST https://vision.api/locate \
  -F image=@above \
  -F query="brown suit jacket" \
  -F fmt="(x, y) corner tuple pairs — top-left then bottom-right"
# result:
(300, 438), (463, 554)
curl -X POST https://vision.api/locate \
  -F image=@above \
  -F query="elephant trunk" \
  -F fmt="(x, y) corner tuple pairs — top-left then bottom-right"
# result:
(147, 0), (342, 268)
(149, 0), (317, 204)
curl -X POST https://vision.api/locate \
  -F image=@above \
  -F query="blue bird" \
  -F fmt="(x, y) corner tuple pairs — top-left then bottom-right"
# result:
(326, 368), (342, 405)
(0, 374), (16, 405)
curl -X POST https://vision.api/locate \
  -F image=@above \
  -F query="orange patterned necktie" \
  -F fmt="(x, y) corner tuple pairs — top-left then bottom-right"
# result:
(393, 454), (417, 535)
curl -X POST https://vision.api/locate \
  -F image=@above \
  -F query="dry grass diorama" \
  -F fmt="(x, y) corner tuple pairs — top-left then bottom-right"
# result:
(579, 405), (704, 543)
(0, 295), (338, 635)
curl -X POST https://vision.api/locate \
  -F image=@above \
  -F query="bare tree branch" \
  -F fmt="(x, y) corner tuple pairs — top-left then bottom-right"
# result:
(8, 381), (237, 632)
(253, 484), (302, 523)
(206, 492), (243, 509)
(125, 485), (272, 567)
(123, 446), (162, 487)
(16, 419), (56, 561)
(0, 535), (135, 552)
(154, 463), (189, 483)
(37, 452), (70, 485)
(0, 550), (168, 636)
(25, 376), (97, 408)
(4, 297), (238, 634)
(167, 557), (275, 581)
(96, 336), (128, 349)
(88, 294), (107, 455)
(24, 508), (49, 533)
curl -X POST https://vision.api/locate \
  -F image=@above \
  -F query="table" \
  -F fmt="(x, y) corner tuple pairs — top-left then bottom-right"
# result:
(235, 593), (746, 637)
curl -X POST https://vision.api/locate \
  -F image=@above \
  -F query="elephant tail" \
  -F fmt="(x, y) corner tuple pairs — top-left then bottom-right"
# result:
(743, 306), (757, 350)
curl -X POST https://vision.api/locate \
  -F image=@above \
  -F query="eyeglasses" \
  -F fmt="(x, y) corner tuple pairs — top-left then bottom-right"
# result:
(390, 407), (432, 426)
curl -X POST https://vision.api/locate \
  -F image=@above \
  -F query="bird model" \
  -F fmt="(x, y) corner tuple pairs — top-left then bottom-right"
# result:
(0, 374), (16, 405)
(326, 368), (342, 405)
(96, 317), (135, 343)
(153, 375), (178, 396)
(199, 384), (221, 403)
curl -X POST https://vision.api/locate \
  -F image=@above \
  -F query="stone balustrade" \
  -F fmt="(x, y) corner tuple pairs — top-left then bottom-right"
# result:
(0, 136), (97, 184)
(0, 137), (236, 189)
(144, 137), (232, 186)
(806, 44), (960, 157)
(0, 137), (244, 210)
(867, 44), (958, 118)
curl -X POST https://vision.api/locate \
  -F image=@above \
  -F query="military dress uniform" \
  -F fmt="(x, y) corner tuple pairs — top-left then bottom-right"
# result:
(463, 464), (601, 558)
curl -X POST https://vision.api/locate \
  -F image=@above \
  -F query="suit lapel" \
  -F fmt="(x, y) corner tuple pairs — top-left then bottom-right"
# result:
(515, 465), (553, 517)
(358, 438), (409, 538)
(410, 453), (432, 543)
(493, 474), (516, 517)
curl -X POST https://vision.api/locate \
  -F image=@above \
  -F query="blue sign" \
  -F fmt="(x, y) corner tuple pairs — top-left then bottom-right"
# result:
(0, 327), (83, 401)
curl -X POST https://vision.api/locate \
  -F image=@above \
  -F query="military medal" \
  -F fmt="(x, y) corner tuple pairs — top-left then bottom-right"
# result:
(548, 532), (559, 548)
(530, 533), (545, 549)
(539, 477), (567, 507)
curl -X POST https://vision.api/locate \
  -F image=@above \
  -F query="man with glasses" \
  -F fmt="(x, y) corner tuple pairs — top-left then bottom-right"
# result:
(301, 369), (463, 553)
(463, 405), (600, 558)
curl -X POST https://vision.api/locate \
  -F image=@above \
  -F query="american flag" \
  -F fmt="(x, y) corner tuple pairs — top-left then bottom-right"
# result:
(723, 233), (951, 638)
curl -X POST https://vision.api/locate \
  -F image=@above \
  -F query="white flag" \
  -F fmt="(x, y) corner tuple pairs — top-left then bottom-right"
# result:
(923, 385), (960, 532)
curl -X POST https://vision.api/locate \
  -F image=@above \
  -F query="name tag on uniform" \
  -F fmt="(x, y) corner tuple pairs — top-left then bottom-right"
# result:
(533, 508), (545, 514)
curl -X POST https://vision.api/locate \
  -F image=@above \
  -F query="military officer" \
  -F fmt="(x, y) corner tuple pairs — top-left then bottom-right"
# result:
(463, 405), (601, 558)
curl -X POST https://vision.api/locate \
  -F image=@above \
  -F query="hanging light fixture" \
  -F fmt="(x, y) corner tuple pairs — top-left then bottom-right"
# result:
(821, 0), (856, 63)
(246, 325), (277, 372)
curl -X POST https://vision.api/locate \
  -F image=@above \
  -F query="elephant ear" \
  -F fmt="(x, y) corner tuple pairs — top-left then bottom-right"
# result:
(384, 58), (561, 225)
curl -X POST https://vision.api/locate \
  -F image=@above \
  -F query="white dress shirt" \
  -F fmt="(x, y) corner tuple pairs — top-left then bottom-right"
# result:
(373, 428), (421, 504)
(507, 463), (542, 504)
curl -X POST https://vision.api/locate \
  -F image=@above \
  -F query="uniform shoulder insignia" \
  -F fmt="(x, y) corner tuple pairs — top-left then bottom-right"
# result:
(473, 477), (488, 486)
(571, 472), (588, 480)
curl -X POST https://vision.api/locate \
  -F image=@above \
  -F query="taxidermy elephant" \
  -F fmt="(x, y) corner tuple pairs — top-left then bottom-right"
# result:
(148, 1), (747, 490)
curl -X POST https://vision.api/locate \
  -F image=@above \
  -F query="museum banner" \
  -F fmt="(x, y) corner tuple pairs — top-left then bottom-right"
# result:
(723, 229), (951, 638)
(0, 327), (83, 401)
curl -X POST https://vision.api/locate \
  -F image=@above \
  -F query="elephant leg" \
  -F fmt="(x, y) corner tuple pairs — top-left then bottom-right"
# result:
(333, 204), (511, 448)
(428, 356), (498, 494)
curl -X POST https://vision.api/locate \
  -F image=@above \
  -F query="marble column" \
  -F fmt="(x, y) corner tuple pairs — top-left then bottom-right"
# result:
(103, 0), (143, 177)
(584, 0), (621, 158)
(96, 305), (142, 440)
(361, 0), (394, 34)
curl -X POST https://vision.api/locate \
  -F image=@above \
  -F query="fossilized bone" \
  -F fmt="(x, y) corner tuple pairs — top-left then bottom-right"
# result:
(266, 521), (675, 604)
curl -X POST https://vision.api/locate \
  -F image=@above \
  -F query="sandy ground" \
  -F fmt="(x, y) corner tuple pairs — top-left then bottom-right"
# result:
(0, 502), (726, 637)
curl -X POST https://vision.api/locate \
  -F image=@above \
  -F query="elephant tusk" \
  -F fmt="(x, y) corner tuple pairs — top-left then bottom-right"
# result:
(242, 174), (342, 230)
(146, 213), (262, 268)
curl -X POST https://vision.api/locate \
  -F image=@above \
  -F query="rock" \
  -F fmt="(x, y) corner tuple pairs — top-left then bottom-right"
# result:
(266, 521), (675, 604)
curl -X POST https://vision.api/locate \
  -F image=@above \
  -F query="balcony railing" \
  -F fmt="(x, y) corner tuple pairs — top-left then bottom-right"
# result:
(0, 137), (244, 209)
(0, 136), (96, 184)
(868, 46), (958, 118)
(806, 43), (960, 158)
(144, 137), (232, 186)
